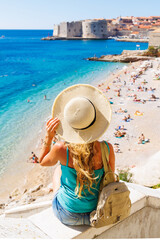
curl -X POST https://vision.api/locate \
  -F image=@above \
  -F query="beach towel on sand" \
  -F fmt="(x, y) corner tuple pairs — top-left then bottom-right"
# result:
(134, 111), (143, 116)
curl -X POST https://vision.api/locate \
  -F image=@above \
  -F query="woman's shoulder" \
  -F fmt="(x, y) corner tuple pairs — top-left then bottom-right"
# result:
(51, 141), (67, 154)
(50, 141), (67, 164)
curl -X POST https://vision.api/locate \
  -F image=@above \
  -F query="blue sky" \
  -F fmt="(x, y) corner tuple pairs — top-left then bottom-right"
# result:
(0, 0), (160, 29)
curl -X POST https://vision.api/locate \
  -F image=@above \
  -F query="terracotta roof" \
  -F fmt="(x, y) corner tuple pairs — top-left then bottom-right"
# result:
(137, 16), (152, 19)
(122, 27), (130, 30)
(131, 31), (139, 34)
(138, 25), (152, 29)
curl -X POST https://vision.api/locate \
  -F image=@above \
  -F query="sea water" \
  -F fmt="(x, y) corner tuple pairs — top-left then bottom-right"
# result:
(0, 30), (148, 182)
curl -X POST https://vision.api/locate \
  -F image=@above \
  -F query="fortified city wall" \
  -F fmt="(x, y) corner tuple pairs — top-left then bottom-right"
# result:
(82, 20), (108, 39)
(53, 20), (108, 39)
(52, 19), (155, 40)
(54, 21), (82, 38)
(149, 29), (160, 47)
(59, 22), (67, 38)
(66, 21), (82, 38)
(53, 25), (60, 37)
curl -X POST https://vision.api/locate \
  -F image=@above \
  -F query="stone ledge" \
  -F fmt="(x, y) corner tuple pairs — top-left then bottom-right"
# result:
(1, 182), (160, 239)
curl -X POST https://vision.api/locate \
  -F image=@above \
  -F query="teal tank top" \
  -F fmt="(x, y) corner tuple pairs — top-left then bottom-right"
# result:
(57, 142), (110, 213)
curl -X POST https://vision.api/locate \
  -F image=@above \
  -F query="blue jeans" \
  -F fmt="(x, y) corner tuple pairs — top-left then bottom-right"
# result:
(52, 192), (91, 226)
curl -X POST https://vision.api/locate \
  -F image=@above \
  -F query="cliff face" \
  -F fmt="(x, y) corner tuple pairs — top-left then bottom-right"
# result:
(87, 50), (155, 63)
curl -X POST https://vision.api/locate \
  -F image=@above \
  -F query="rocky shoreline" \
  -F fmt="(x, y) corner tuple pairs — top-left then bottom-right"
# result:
(87, 50), (154, 63)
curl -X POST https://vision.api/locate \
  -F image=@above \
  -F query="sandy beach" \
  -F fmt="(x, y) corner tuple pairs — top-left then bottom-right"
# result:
(1, 57), (160, 213)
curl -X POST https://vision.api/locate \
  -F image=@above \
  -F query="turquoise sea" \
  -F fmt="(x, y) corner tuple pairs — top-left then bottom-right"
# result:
(0, 30), (148, 182)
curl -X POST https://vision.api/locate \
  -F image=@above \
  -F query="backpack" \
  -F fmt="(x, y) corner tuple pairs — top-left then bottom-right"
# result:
(90, 141), (131, 228)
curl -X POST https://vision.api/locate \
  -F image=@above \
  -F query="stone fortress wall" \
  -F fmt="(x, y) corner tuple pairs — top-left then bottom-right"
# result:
(149, 29), (160, 47)
(53, 19), (108, 39)
(58, 21), (82, 38)
(53, 18), (158, 42)
(50, 16), (160, 42)
(82, 20), (108, 39)
(53, 25), (60, 37)
(53, 19), (150, 40)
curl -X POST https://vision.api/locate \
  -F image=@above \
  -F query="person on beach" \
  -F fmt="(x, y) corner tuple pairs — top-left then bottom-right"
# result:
(127, 114), (131, 120)
(115, 108), (127, 114)
(123, 116), (128, 122)
(114, 130), (126, 138)
(117, 90), (121, 97)
(28, 152), (39, 163)
(141, 133), (145, 141)
(114, 143), (121, 153)
(150, 94), (158, 100)
(38, 84), (115, 226)
(137, 133), (150, 144)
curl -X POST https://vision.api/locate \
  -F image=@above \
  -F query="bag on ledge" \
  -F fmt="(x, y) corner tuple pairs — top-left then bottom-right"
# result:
(90, 141), (131, 228)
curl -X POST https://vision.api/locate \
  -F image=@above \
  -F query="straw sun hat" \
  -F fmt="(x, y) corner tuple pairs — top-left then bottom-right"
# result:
(52, 84), (112, 144)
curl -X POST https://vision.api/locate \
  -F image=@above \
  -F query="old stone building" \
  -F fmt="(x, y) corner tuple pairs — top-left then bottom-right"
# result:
(53, 21), (82, 38)
(82, 19), (108, 39)
(53, 25), (60, 37)
(52, 17), (160, 40)
(53, 19), (108, 39)
(149, 29), (160, 47)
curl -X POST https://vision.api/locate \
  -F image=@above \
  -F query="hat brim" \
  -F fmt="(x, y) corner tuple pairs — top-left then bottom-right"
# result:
(52, 84), (112, 143)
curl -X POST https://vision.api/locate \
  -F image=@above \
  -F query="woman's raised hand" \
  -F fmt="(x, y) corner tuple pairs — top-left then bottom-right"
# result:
(46, 117), (60, 140)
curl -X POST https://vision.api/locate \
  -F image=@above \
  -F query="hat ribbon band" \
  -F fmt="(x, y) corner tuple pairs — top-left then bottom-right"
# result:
(73, 99), (96, 131)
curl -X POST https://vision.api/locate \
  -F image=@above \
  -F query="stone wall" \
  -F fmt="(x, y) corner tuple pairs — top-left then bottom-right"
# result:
(66, 21), (82, 38)
(56, 21), (83, 38)
(95, 207), (160, 238)
(149, 30), (160, 47)
(82, 20), (108, 39)
(116, 29), (150, 38)
(59, 22), (68, 38)
(116, 30), (131, 36)
(53, 24), (60, 37)
(52, 20), (154, 40)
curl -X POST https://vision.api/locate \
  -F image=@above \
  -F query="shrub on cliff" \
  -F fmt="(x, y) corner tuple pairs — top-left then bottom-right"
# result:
(151, 183), (160, 189)
(117, 168), (133, 183)
(143, 46), (160, 57)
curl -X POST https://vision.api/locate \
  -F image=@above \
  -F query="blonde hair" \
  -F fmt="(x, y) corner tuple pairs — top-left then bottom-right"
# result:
(66, 142), (98, 198)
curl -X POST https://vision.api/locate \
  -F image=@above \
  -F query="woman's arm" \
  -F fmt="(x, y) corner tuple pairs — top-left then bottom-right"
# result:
(39, 117), (60, 166)
(108, 143), (115, 172)
(40, 142), (64, 166)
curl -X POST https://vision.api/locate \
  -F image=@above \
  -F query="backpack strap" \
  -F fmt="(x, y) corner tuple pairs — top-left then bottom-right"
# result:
(100, 141), (119, 185)
(100, 141), (113, 174)
(104, 141), (110, 155)
(66, 147), (69, 167)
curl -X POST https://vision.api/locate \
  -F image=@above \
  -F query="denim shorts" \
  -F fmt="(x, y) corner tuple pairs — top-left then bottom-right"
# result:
(52, 192), (91, 226)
